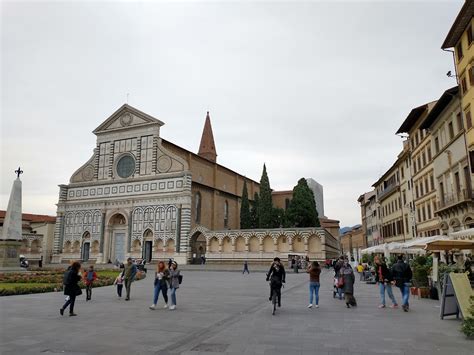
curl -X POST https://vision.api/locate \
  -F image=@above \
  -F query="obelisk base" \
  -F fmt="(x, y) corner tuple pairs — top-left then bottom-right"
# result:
(0, 240), (24, 272)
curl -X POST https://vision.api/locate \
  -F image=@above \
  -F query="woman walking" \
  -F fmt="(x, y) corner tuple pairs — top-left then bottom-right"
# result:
(150, 261), (170, 310)
(169, 261), (181, 310)
(306, 261), (321, 308)
(374, 256), (398, 309)
(339, 260), (356, 308)
(60, 261), (82, 316)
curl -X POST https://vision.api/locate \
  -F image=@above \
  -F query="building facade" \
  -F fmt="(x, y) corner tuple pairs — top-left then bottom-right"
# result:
(340, 225), (365, 262)
(442, 1), (474, 167)
(51, 104), (339, 265)
(0, 211), (56, 264)
(358, 191), (378, 247)
(420, 86), (474, 233)
(306, 178), (325, 217)
(397, 102), (441, 237)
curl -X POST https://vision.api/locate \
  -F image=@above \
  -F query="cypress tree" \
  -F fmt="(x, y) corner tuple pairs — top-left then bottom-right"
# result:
(258, 164), (274, 228)
(250, 192), (259, 228)
(240, 181), (251, 229)
(286, 178), (320, 227)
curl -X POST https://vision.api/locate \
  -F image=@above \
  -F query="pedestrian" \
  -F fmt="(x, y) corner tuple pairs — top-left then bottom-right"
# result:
(374, 256), (398, 309)
(339, 260), (356, 308)
(168, 258), (173, 269)
(391, 255), (412, 312)
(150, 261), (170, 310)
(123, 257), (137, 301)
(306, 260), (321, 308)
(169, 261), (181, 310)
(39, 255), (43, 268)
(113, 271), (124, 298)
(334, 256), (344, 300)
(60, 261), (82, 316)
(464, 255), (473, 281)
(243, 260), (250, 274)
(83, 265), (97, 301)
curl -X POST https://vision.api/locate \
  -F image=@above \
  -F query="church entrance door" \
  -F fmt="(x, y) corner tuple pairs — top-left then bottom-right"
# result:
(143, 241), (152, 262)
(82, 242), (90, 262)
(190, 232), (206, 264)
(114, 232), (126, 264)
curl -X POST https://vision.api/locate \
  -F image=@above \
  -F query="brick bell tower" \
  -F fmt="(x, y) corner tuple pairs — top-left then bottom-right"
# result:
(198, 111), (217, 162)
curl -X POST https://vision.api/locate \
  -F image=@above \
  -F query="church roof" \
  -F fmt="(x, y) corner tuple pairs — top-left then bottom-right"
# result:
(198, 112), (217, 162)
(0, 210), (56, 223)
(93, 104), (164, 134)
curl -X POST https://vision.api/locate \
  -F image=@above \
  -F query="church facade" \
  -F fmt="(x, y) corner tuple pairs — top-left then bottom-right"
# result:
(51, 104), (338, 265)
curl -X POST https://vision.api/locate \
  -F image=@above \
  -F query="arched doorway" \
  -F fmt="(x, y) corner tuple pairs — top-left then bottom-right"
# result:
(108, 213), (127, 264)
(81, 232), (91, 262)
(190, 232), (206, 264)
(143, 229), (153, 262)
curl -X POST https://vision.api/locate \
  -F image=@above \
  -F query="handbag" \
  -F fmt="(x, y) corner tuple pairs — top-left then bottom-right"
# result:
(337, 276), (344, 288)
(75, 287), (83, 296)
(178, 274), (183, 284)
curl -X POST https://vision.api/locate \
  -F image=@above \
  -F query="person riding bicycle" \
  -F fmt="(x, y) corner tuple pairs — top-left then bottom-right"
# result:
(266, 257), (286, 307)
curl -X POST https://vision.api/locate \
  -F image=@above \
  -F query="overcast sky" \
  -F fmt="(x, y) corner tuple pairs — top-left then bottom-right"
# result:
(1, 0), (463, 227)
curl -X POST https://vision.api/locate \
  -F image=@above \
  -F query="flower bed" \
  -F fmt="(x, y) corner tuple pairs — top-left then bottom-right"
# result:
(0, 269), (145, 296)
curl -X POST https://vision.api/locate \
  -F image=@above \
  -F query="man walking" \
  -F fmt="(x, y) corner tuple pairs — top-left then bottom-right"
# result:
(124, 258), (137, 301)
(243, 260), (250, 274)
(391, 255), (412, 312)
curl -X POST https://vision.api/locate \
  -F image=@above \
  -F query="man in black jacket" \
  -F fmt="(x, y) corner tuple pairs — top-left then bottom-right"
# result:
(266, 257), (286, 307)
(391, 255), (412, 312)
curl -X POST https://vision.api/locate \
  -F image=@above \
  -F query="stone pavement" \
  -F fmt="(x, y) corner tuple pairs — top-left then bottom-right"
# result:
(0, 269), (471, 354)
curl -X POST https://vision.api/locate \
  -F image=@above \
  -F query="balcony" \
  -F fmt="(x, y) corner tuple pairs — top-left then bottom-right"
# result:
(435, 189), (473, 213)
(377, 183), (399, 201)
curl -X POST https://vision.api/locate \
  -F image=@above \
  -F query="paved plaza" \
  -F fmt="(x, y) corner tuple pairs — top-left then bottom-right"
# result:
(0, 269), (471, 355)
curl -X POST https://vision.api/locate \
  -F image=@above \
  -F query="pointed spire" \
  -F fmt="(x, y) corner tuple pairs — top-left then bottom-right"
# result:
(198, 111), (217, 162)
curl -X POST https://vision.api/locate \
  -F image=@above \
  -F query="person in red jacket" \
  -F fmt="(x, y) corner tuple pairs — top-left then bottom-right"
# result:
(84, 265), (97, 301)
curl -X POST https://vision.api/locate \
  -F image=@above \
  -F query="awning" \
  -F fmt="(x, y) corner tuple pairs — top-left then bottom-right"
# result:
(401, 235), (450, 249)
(424, 239), (474, 251)
(449, 228), (474, 239)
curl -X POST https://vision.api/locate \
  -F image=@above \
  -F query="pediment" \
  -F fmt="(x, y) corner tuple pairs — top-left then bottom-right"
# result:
(93, 104), (165, 135)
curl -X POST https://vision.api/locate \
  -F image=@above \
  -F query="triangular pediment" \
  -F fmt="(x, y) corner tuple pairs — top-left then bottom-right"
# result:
(93, 104), (165, 135)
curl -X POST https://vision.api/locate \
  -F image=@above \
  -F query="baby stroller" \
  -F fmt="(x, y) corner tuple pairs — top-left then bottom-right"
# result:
(333, 276), (343, 299)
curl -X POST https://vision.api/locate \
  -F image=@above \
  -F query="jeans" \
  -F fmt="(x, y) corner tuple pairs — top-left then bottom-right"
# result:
(378, 283), (397, 306)
(243, 266), (249, 274)
(397, 283), (410, 307)
(125, 278), (133, 299)
(86, 283), (92, 300)
(117, 284), (123, 297)
(61, 294), (76, 314)
(309, 282), (320, 305)
(153, 282), (169, 305)
(170, 287), (177, 306)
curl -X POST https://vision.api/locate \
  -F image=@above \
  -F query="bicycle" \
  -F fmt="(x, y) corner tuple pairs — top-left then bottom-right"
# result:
(269, 281), (283, 315)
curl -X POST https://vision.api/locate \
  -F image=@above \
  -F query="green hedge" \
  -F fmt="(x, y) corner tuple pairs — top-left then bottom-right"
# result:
(0, 269), (145, 296)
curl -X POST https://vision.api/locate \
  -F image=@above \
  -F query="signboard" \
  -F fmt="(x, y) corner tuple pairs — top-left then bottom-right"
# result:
(440, 273), (459, 319)
(440, 272), (473, 319)
(449, 272), (473, 319)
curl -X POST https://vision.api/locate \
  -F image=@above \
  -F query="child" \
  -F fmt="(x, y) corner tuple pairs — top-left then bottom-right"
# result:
(114, 271), (124, 298)
(83, 265), (97, 301)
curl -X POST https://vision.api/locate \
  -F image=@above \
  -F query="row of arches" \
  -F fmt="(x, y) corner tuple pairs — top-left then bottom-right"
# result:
(20, 238), (42, 254)
(205, 234), (321, 253)
(440, 215), (474, 234)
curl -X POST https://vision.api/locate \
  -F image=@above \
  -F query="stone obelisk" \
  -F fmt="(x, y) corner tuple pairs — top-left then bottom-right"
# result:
(0, 167), (24, 271)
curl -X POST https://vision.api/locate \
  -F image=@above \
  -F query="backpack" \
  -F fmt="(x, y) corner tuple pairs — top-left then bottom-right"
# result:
(63, 270), (71, 285)
(178, 274), (183, 284)
(87, 271), (94, 282)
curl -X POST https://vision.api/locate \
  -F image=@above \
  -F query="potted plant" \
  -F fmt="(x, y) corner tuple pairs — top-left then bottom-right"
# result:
(461, 295), (474, 340)
(412, 256), (430, 298)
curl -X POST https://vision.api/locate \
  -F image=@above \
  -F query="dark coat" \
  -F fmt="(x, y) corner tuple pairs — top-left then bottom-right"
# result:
(374, 263), (393, 283)
(266, 264), (286, 286)
(391, 261), (412, 287)
(64, 270), (81, 296)
(340, 265), (355, 294)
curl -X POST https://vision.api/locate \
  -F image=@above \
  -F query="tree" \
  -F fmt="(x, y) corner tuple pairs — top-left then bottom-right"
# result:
(271, 207), (286, 228)
(240, 181), (251, 229)
(286, 178), (320, 228)
(250, 192), (259, 228)
(258, 164), (274, 228)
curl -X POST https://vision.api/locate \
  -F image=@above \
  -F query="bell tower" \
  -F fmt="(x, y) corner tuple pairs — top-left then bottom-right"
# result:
(198, 111), (217, 162)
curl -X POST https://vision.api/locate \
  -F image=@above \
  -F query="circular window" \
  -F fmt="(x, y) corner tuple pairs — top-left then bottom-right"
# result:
(116, 155), (135, 178)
